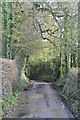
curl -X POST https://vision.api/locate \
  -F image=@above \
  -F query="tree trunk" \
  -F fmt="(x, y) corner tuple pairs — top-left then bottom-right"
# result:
(65, 53), (68, 75)
(70, 53), (73, 68)
(78, 1), (80, 119)
(73, 53), (76, 67)
(2, 2), (13, 59)
(60, 51), (63, 77)
(15, 48), (27, 86)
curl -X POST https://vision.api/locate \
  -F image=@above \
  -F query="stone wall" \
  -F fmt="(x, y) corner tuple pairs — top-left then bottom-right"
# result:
(1, 58), (18, 101)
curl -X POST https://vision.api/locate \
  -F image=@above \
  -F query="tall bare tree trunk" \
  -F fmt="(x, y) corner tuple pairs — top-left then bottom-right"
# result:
(78, 1), (80, 119)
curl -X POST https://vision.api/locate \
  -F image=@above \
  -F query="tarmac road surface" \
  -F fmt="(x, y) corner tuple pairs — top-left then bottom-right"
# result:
(10, 81), (74, 118)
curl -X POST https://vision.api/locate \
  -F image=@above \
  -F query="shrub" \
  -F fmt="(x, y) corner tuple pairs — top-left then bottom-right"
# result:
(56, 68), (79, 118)
(3, 90), (20, 117)
(26, 54), (60, 81)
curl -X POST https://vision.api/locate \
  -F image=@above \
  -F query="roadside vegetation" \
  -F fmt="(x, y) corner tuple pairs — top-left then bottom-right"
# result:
(2, 77), (29, 117)
(56, 68), (79, 118)
(3, 90), (20, 117)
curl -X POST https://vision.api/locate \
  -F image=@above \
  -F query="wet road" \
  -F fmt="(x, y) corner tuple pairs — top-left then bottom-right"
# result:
(10, 81), (74, 118)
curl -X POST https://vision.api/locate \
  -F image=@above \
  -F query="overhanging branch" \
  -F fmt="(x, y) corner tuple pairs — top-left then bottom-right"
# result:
(34, 19), (58, 47)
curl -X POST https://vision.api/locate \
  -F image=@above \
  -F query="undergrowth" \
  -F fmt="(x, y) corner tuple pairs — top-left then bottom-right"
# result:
(2, 90), (21, 117)
(37, 74), (53, 82)
(56, 67), (79, 118)
(2, 78), (29, 117)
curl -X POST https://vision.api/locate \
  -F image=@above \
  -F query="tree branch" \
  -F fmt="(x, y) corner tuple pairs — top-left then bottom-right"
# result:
(34, 19), (58, 47)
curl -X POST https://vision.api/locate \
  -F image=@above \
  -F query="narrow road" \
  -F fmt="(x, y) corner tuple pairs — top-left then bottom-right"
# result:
(10, 81), (74, 118)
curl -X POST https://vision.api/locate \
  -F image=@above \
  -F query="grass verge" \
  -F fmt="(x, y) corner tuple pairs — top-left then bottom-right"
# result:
(2, 78), (29, 117)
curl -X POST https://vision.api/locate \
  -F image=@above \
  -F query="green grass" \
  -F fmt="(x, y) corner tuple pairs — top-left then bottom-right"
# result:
(3, 78), (29, 117)
(3, 90), (21, 116)
(56, 77), (69, 88)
